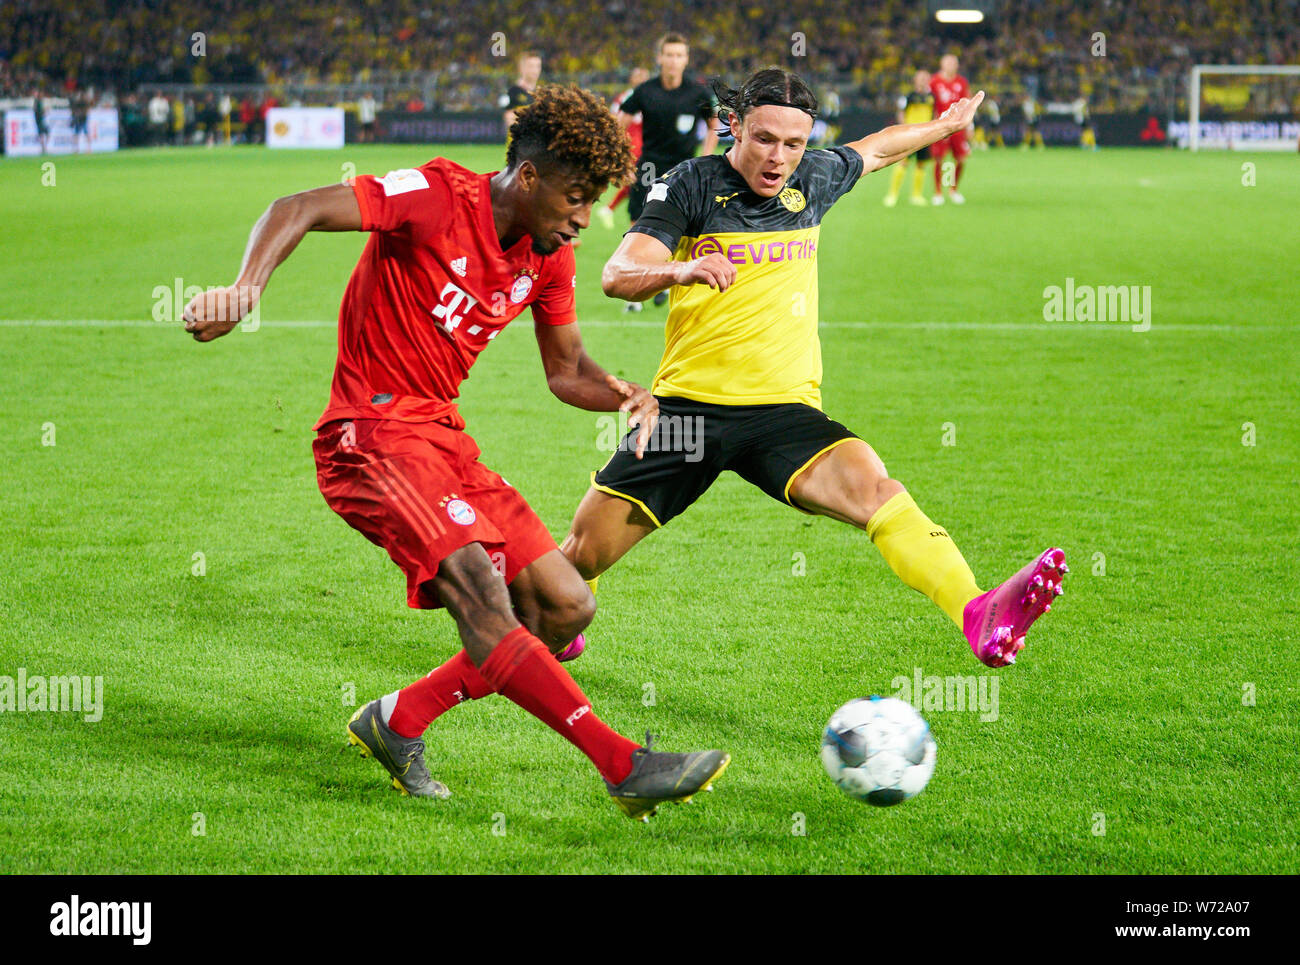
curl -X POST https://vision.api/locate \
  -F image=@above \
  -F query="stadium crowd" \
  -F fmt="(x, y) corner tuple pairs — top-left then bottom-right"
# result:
(2, 0), (1297, 137)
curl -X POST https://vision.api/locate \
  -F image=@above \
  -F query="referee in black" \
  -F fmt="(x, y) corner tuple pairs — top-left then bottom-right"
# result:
(617, 32), (718, 308)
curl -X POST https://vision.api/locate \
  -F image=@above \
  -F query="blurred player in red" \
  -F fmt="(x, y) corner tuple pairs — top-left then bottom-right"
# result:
(597, 66), (650, 229)
(930, 54), (971, 204)
(181, 85), (729, 820)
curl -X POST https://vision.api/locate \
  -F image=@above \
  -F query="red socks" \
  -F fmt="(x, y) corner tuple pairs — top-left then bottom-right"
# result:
(934, 159), (965, 193)
(480, 628), (637, 785)
(388, 627), (638, 785)
(387, 650), (493, 738)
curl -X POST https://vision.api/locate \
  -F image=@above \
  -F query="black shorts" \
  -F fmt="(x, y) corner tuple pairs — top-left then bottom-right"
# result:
(592, 396), (860, 526)
(914, 144), (931, 162)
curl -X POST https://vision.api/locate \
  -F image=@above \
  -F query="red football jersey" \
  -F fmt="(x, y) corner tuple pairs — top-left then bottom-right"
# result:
(930, 74), (970, 118)
(314, 157), (577, 430)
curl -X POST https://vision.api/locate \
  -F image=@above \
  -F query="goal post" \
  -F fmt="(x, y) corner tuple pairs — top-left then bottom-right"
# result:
(1187, 64), (1300, 151)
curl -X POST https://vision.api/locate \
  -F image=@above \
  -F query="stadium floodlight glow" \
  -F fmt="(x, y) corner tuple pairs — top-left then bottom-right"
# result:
(934, 9), (985, 23)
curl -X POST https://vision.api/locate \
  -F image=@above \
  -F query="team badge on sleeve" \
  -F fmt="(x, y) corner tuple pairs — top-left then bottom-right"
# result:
(379, 168), (429, 196)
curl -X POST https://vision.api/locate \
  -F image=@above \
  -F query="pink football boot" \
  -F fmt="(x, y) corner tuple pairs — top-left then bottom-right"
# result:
(556, 633), (586, 663)
(963, 549), (1067, 667)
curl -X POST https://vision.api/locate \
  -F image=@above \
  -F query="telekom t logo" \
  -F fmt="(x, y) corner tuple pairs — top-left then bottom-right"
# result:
(432, 282), (477, 333)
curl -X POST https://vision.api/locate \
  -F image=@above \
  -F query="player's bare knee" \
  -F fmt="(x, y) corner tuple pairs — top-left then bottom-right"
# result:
(544, 574), (596, 642)
(560, 529), (603, 582)
(563, 582), (597, 633)
(869, 477), (907, 517)
(434, 545), (515, 626)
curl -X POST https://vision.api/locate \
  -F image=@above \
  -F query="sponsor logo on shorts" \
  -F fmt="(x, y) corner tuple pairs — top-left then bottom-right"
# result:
(445, 499), (476, 525)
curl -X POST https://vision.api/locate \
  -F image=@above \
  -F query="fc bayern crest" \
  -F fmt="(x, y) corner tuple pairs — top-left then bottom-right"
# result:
(509, 274), (535, 303)
(445, 499), (476, 525)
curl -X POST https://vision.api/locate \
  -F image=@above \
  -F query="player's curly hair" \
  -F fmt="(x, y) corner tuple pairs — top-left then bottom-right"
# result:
(506, 84), (636, 188)
(712, 67), (818, 124)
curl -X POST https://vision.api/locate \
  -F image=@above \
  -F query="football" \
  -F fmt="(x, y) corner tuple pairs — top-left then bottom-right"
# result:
(820, 696), (937, 806)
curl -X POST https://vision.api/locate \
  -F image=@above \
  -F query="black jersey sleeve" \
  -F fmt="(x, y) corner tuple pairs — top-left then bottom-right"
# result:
(619, 84), (644, 116)
(625, 160), (701, 251)
(803, 145), (865, 210)
(503, 85), (533, 111)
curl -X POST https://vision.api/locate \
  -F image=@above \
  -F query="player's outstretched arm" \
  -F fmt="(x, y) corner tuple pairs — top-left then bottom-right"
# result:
(183, 183), (362, 341)
(846, 91), (984, 175)
(602, 231), (736, 301)
(535, 321), (658, 458)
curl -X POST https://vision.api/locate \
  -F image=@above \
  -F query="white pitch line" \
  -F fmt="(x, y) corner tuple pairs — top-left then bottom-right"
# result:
(0, 318), (1242, 332)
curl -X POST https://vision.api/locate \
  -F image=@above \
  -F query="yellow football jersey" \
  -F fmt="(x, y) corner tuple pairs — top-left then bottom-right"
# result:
(899, 89), (935, 125)
(630, 148), (864, 408)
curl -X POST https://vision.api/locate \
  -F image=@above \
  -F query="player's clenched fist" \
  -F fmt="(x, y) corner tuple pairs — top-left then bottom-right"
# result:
(938, 90), (985, 135)
(674, 253), (737, 292)
(182, 282), (261, 341)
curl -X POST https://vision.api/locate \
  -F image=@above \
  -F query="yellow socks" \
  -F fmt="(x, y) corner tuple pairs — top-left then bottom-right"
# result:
(911, 166), (925, 199)
(584, 576), (599, 595)
(866, 492), (982, 627)
(887, 164), (906, 199)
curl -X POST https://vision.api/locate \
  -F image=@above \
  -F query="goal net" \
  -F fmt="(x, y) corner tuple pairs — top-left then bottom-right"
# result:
(1181, 65), (1300, 151)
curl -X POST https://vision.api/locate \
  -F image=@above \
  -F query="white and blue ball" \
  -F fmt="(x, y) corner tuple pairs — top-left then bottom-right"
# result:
(820, 696), (936, 806)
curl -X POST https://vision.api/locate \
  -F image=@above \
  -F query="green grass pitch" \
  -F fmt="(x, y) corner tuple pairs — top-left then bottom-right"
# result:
(1, 143), (1295, 874)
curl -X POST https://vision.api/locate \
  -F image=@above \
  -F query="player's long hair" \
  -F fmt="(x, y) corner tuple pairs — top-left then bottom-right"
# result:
(712, 67), (818, 126)
(506, 84), (636, 188)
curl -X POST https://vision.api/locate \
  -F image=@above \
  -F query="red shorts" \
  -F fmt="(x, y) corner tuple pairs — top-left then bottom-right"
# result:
(931, 128), (970, 160)
(313, 418), (557, 609)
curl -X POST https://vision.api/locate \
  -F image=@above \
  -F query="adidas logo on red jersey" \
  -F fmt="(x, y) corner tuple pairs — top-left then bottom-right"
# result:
(450, 256), (468, 277)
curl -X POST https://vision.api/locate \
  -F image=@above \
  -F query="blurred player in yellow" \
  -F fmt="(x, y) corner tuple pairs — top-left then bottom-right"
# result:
(883, 70), (933, 207)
